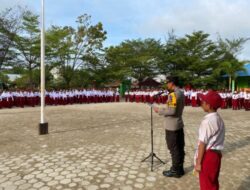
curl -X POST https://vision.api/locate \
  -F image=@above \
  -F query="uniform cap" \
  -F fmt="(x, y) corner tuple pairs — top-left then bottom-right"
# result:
(198, 90), (222, 110)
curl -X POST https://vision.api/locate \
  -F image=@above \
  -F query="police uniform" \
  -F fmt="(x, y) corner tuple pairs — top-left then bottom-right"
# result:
(158, 86), (185, 176)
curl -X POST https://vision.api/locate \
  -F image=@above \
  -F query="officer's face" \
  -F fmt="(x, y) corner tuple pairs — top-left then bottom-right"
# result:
(166, 82), (174, 92)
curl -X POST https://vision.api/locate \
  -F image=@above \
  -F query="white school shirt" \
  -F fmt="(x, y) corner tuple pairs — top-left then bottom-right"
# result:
(198, 112), (225, 150)
(227, 93), (232, 98)
(194, 112), (225, 164)
(245, 93), (250, 100)
(239, 92), (244, 98)
(232, 94), (239, 99)
(191, 91), (197, 99)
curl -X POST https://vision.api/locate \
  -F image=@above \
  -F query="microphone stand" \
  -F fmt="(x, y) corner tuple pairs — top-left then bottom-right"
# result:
(141, 101), (165, 171)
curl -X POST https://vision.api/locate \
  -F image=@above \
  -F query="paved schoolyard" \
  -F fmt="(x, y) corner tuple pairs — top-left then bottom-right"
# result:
(0, 103), (249, 190)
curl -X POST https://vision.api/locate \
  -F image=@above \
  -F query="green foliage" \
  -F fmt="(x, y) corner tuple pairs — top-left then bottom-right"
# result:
(13, 10), (40, 87)
(15, 66), (53, 89)
(160, 31), (222, 88)
(105, 38), (163, 84)
(1, 7), (249, 90)
(217, 37), (248, 89)
(7, 66), (25, 74)
(46, 14), (107, 88)
(14, 74), (30, 88)
(0, 6), (25, 70)
(0, 72), (9, 83)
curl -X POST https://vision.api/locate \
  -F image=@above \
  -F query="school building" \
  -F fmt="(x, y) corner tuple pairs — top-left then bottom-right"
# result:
(236, 63), (250, 89)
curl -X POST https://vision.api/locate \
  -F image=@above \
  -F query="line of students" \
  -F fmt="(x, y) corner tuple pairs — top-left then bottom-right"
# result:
(125, 89), (250, 111)
(0, 89), (120, 109)
(1, 88), (250, 111)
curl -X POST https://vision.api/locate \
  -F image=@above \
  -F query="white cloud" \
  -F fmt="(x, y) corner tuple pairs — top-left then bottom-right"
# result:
(137, 0), (250, 35)
(239, 41), (250, 61)
(135, 0), (250, 59)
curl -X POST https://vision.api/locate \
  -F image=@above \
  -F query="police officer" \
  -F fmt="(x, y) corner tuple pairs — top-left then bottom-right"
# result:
(153, 76), (185, 178)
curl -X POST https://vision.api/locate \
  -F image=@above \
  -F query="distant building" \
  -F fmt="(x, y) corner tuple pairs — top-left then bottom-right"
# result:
(5, 74), (22, 82)
(139, 77), (162, 89)
(236, 63), (250, 89)
(222, 63), (250, 91)
(104, 80), (121, 88)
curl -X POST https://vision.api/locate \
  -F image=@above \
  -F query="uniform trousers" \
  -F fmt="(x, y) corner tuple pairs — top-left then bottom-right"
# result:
(199, 150), (222, 190)
(165, 128), (185, 171)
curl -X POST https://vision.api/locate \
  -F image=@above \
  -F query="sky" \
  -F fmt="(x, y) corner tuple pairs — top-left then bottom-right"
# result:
(1, 0), (250, 60)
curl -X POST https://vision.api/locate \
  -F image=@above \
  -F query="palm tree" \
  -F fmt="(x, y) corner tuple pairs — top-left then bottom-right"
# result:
(220, 60), (246, 90)
(218, 37), (249, 90)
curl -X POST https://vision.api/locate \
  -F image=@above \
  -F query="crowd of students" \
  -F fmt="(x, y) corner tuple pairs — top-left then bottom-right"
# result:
(0, 89), (120, 109)
(1, 88), (250, 110)
(125, 89), (250, 111)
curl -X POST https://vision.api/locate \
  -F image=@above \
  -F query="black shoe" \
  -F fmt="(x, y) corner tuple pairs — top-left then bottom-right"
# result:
(162, 169), (184, 178)
(178, 167), (185, 176)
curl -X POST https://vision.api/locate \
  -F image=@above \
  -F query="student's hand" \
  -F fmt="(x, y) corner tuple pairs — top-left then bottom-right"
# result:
(195, 163), (201, 172)
(153, 107), (159, 113)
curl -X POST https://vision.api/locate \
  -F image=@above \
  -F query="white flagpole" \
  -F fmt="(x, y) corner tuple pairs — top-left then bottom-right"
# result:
(39, 0), (48, 134)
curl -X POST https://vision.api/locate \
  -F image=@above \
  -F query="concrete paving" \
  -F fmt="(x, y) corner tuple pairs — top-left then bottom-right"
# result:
(0, 103), (249, 190)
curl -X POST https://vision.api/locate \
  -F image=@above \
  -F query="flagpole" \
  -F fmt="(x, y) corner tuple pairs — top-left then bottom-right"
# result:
(39, 0), (48, 135)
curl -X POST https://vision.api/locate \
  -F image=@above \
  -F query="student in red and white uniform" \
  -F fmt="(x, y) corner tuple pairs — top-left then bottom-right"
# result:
(226, 90), (232, 108)
(129, 90), (134, 102)
(244, 91), (250, 111)
(195, 90), (225, 190)
(125, 91), (129, 102)
(219, 91), (227, 109)
(184, 90), (189, 106)
(115, 91), (120, 102)
(232, 91), (239, 110)
(191, 90), (198, 107)
(239, 89), (245, 109)
(135, 90), (140, 103)
(0, 91), (2, 109)
(149, 90), (154, 104)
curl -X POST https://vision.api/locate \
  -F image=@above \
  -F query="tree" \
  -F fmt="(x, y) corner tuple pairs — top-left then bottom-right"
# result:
(162, 31), (223, 88)
(158, 30), (177, 76)
(217, 37), (249, 90)
(0, 72), (9, 84)
(46, 14), (107, 88)
(0, 6), (25, 70)
(32, 66), (53, 88)
(82, 52), (110, 87)
(105, 38), (163, 87)
(13, 10), (40, 87)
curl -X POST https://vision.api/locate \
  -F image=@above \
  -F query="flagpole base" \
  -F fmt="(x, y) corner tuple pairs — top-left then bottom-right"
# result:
(39, 122), (48, 135)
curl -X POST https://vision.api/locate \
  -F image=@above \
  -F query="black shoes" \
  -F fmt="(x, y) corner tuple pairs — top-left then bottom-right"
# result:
(162, 168), (185, 178)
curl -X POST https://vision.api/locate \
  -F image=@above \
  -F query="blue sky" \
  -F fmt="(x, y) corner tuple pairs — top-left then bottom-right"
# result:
(1, 0), (250, 60)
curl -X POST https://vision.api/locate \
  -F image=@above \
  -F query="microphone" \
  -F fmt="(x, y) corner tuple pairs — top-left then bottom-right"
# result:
(154, 91), (165, 97)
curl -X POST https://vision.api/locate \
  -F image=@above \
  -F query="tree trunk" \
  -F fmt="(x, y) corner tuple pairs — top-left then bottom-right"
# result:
(28, 65), (33, 88)
(232, 79), (235, 93)
(228, 76), (232, 90)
